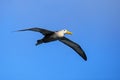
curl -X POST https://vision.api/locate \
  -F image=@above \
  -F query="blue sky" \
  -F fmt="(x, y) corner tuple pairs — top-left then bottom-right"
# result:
(1, 0), (120, 80)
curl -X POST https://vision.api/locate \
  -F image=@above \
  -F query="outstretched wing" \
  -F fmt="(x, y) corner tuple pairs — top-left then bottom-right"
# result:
(17, 27), (54, 35)
(59, 37), (87, 61)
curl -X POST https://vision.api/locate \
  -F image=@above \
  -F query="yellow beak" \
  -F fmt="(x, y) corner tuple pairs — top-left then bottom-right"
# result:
(66, 30), (72, 35)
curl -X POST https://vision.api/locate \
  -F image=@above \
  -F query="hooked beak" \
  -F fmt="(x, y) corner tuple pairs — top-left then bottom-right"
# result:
(66, 30), (72, 35)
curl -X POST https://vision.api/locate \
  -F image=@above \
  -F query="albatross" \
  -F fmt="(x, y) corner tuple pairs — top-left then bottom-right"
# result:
(18, 27), (87, 61)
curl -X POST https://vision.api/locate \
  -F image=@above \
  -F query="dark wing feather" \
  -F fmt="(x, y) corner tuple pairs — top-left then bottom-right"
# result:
(17, 27), (53, 35)
(59, 37), (87, 61)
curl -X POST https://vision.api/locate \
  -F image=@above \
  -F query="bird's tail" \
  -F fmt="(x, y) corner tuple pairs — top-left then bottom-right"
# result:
(36, 39), (43, 46)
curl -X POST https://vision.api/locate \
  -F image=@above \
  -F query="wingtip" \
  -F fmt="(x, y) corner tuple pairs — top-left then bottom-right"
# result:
(82, 54), (87, 61)
(84, 58), (87, 61)
(12, 30), (22, 32)
(17, 29), (28, 31)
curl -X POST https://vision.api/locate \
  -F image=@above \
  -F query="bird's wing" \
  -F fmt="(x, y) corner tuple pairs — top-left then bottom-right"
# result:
(17, 27), (54, 35)
(59, 37), (87, 61)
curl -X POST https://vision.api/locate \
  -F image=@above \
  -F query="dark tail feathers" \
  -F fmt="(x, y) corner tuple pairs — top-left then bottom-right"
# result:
(36, 39), (43, 46)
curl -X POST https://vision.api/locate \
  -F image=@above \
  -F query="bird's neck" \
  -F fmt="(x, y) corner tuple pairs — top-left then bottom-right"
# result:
(55, 31), (64, 37)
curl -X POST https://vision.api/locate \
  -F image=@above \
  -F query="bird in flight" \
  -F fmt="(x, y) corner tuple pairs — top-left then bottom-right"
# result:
(18, 27), (87, 61)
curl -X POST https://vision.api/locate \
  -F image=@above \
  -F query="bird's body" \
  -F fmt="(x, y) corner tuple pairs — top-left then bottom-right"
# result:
(18, 27), (87, 61)
(36, 32), (57, 45)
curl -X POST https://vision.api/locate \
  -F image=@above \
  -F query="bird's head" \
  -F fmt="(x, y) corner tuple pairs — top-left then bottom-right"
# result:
(62, 29), (72, 35)
(55, 29), (72, 37)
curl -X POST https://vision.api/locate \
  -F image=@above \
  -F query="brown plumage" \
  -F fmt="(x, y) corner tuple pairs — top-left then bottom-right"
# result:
(18, 27), (87, 61)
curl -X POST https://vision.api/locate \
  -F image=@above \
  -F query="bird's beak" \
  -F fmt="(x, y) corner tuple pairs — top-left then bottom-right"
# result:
(66, 30), (72, 35)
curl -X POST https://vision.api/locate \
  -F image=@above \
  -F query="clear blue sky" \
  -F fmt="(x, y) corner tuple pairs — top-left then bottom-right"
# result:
(1, 0), (120, 80)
